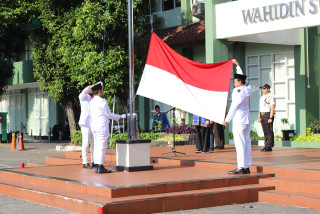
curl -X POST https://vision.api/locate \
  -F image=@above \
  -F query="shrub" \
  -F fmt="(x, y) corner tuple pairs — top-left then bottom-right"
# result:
(309, 120), (320, 133)
(107, 132), (163, 149)
(71, 130), (82, 146)
(139, 132), (161, 140)
(290, 132), (320, 142)
(107, 133), (128, 149)
(250, 131), (264, 140)
(157, 135), (188, 141)
(229, 131), (264, 140)
(165, 124), (195, 134)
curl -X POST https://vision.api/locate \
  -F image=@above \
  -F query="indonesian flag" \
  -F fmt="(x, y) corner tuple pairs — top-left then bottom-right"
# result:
(137, 33), (233, 124)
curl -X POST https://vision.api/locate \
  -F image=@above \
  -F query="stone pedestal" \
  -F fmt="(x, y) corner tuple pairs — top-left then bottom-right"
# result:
(116, 139), (153, 172)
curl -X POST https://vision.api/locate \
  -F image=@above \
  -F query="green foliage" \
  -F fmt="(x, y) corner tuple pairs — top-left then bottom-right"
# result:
(281, 118), (291, 130)
(229, 131), (264, 140)
(309, 121), (320, 133)
(290, 132), (320, 142)
(107, 133), (128, 149)
(250, 131), (264, 141)
(1, 0), (151, 133)
(70, 131), (162, 148)
(107, 132), (162, 148)
(281, 118), (289, 124)
(229, 132), (233, 139)
(139, 132), (161, 140)
(71, 130), (82, 146)
(0, 25), (25, 97)
(154, 120), (162, 131)
(157, 135), (187, 141)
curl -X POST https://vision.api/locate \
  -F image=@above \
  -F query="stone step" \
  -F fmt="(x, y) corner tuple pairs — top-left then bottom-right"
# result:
(254, 167), (320, 180)
(260, 177), (320, 194)
(0, 175), (274, 214)
(104, 184), (274, 214)
(0, 168), (274, 199)
(0, 176), (107, 214)
(259, 190), (320, 210)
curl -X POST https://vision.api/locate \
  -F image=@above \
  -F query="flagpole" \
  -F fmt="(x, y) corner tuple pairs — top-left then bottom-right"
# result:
(128, 0), (136, 139)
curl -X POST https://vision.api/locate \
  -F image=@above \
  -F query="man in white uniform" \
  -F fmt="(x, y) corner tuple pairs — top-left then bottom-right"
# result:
(90, 82), (126, 173)
(79, 83), (95, 169)
(222, 59), (252, 175)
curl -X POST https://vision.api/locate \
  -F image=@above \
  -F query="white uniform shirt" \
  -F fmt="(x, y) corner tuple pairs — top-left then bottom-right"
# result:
(259, 93), (275, 113)
(78, 86), (93, 127)
(89, 96), (121, 132)
(225, 66), (253, 125)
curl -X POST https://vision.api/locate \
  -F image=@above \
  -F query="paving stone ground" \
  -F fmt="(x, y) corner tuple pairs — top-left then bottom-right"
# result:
(162, 202), (320, 214)
(1, 141), (320, 214)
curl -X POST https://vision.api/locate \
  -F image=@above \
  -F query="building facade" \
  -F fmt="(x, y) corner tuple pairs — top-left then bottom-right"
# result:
(0, 40), (65, 137)
(137, 0), (320, 140)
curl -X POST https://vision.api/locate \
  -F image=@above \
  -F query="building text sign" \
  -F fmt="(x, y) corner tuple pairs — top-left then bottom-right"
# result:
(216, 0), (320, 39)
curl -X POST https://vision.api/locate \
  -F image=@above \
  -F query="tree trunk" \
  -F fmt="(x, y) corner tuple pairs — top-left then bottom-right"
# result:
(65, 105), (77, 137)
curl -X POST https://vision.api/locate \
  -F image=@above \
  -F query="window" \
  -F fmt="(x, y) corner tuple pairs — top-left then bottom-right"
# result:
(0, 91), (26, 132)
(162, 0), (181, 11)
(16, 39), (32, 62)
(34, 93), (49, 119)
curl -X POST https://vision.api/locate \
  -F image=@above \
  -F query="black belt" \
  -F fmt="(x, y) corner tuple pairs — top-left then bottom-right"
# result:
(260, 112), (270, 116)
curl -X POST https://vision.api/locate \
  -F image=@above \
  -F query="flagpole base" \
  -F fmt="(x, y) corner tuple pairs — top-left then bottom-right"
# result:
(116, 139), (153, 172)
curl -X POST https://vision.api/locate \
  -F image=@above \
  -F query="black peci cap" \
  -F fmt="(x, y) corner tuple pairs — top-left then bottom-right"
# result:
(260, 84), (270, 89)
(234, 73), (247, 81)
(91, 82), (103, 93)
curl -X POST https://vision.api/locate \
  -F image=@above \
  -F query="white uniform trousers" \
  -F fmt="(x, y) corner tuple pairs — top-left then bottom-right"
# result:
(92, 131), (109, 165)
(233, 124), (252, 168)
(81, 126), (94, 164)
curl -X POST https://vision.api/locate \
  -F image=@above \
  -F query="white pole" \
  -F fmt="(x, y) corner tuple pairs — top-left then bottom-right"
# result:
(109, 95), (116, 147)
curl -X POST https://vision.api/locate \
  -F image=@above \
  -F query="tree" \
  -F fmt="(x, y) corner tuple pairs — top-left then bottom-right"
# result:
(0, 25), (26, 97)
(0, 0), (40, 96)
(1, 0), (150, 135)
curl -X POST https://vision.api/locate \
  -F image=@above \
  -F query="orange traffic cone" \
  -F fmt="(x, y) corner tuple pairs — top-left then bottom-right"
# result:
(18, 135), (25, 151)
(10, 133), (16, 150)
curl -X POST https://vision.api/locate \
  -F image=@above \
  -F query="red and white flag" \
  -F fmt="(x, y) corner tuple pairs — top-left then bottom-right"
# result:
(137, 33), (233, 124)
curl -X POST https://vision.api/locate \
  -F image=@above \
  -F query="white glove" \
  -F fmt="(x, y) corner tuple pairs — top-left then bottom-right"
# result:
(120, 114), (126, 119)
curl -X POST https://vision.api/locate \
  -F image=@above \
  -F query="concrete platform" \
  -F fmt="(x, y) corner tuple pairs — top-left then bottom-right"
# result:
(1, 145), (320, 213)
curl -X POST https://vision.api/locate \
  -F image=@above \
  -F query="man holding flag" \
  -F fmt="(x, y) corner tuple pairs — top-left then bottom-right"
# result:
(223, 59), (252, 175)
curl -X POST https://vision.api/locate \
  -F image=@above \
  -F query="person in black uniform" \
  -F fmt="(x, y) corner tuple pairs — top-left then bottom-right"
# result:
(213, 122), (225, 149)
(258, 84), (275, 152)
(192, 114), (211, 153)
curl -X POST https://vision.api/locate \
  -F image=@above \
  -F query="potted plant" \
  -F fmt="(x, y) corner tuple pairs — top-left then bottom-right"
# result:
(281, 118), (295, 141)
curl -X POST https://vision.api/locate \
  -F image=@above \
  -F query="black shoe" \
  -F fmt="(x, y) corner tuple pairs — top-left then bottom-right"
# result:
(83, 163), (91, 169)
(195, 150), (202, 153)
(261, 147), (272, 152)
(245, 168), (250, 174)
(91, 163), (98, 169)
(214, 146), (224, 149)
(95, 165), (112, 173)
(209, 147), (214, 151)
(228, 168), (248, 175)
